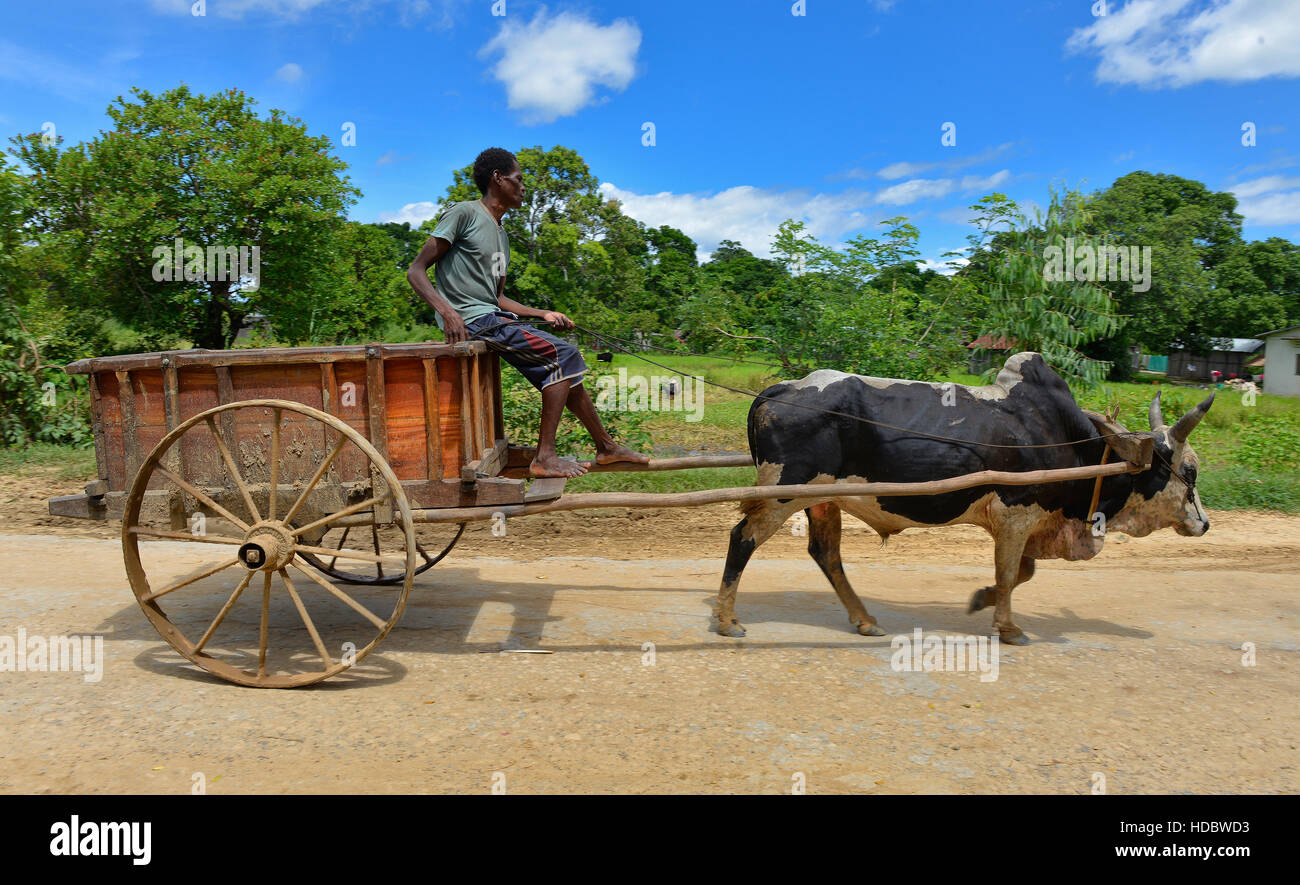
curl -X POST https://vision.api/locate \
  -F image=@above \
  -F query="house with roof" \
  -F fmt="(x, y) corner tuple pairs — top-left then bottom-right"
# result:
(1256, 324), (1300, 398)
(1166, 338), (1263, 382)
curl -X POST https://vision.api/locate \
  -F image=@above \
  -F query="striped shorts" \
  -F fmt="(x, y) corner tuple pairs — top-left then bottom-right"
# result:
(465, 310), (587, 391)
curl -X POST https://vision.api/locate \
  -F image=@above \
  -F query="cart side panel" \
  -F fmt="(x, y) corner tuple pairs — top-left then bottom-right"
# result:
(96, 370), (127, 491)
(381, 358), (428, 482)
(221, 363), (328, 486)
(175, 367), (221, 485)
(131, 370), (168, 490)
(331, 359), (375, 482)
(435, 354), (465, 479)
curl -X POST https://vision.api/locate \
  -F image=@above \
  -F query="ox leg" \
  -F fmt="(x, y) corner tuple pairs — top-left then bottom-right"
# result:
(806, 502), (885, 636)
(715, 500), (799, 637)
(966, 539), (1033, 645)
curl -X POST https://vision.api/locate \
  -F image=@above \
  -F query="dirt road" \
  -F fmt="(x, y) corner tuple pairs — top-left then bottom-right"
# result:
(0, 497), (1296, 794)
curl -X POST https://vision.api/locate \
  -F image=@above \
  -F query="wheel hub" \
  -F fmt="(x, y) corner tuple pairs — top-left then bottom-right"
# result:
(237, 521), (296, 571)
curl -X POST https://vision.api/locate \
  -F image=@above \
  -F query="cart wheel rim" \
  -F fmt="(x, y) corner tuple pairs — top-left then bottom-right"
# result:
(122, 399), (416, 688)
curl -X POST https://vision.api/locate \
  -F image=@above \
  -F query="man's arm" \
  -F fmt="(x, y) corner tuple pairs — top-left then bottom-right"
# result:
(497, 279), (576, 331)
(406, 235), (471, 344)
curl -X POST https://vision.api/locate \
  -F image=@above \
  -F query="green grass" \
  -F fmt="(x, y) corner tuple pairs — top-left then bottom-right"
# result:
(0, 442), (98, 481)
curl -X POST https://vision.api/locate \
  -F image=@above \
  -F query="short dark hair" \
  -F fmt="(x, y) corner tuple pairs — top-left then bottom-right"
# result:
(473, 148), (518, 195)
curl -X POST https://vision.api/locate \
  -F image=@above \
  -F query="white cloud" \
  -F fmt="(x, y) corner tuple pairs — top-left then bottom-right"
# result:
(377, 201), (441, 225)
(875, 170), (1010, 206)
(1066, 0), (1300, 88)
(1230, 175), (1300, 225)
(479, 10), (641, 124)
(274, 62), (304, 83)
(600, 182), (876, 258)
(1229, 174), (1300, 198)
(872, 142), (1014, 181)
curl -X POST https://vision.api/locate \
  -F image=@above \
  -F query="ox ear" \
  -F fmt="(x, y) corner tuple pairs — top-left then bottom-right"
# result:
(1082, 409), (1154, 469)
(1170, 392), (1215, 444)
(1148, 392), (1164, 430)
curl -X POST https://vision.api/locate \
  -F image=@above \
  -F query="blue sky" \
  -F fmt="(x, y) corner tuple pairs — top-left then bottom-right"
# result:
(3, 0), (1298, 267)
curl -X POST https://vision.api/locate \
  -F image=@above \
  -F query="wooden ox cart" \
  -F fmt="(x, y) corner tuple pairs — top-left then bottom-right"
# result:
(50, 341), (1150, 688)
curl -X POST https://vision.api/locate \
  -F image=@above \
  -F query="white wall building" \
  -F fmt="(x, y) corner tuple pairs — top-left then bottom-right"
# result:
(1258, 324), (1300, 398)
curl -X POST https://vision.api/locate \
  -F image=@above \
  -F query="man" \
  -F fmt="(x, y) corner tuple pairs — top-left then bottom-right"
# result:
(406, 147), (650, 479)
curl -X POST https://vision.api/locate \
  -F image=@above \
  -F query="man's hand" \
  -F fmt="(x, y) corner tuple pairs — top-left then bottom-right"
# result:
(442, 314), (470, 345)
(541, 310), (575, 330)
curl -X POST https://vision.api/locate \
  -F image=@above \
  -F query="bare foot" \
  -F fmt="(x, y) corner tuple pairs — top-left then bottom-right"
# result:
(595, 444), (651, 465)
(529, 455), (588, 478)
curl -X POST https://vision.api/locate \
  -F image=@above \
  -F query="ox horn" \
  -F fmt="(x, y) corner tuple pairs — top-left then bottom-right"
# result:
(1170, 392), (1215, 444)
(1148, 392), (1164, 430)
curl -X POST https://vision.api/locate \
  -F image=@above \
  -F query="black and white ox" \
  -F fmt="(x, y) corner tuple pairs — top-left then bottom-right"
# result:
(717, 352), (1213, 645)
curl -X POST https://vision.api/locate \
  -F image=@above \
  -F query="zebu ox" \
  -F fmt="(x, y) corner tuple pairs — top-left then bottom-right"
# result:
(716, 352), (1214, 645)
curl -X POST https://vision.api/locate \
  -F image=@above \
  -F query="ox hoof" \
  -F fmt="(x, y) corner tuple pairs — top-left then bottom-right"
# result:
(856, 622), (885, 636)
(999, 630), (1030, 646)
(717, 619), (747, 638)
(967, 587), (992, 614)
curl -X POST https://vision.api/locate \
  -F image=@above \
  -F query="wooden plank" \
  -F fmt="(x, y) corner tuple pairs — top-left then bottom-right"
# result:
(524, 477), (567, 503)
(320, 362), (342, 489)
(461, 438), (508, 483)
(214, 365), (239, 453)
(490, 354), (505, 443)
(457, 357), (475, 470)
(161, 356), (186, 529)
(471, 353), (486, 455)
(63, 341), (492, 375)
(116, 370), (142, 485)
(422, 358), (443, 481)
(88, 372), (109, 483)
(365, 345), (393, 523)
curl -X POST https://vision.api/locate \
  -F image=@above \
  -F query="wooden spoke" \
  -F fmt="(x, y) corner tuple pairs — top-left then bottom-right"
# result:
(289, 561), (388, 630)
(328, 526), (351, 569)
(194, 571), (255, 653)
(129, 527), (244, 546)
(290, 493), (393, 539)
(279, 569), (332, 667)
(371, 523), (384, 580)
(206, 416), (261, 523)
(268, 407), (282, 520)
(124, 398), (417, 687)
(292, 542), (391, 564)
(143, 556), (241, 603)
(154, 466), (250, 532)
(258, 571), (271, 677)
(281, 433), (348, 526)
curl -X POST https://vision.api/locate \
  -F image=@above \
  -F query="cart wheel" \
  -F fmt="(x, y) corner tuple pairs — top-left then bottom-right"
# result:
(295, 521), (466, 586)
(122, 399), (416, 688)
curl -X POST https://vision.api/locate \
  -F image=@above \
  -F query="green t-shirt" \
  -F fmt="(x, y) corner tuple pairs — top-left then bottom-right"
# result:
(429, 200), (510, 330)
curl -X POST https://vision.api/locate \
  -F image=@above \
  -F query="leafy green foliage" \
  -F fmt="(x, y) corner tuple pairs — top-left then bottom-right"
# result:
(10, 85), (358, 349)
(499, 361), (652, 455)
(967, 190), (1122, 387)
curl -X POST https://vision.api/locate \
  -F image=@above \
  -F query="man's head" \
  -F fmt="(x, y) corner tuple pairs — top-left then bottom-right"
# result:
(473, 147), (523, 207)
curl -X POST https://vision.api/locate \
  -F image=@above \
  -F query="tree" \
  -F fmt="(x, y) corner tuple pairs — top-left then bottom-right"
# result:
(1085, 171), (1245, 355)
(10, 85), (358, 348)
(968, 190), (1123, 387)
